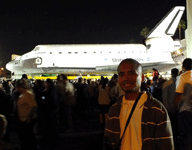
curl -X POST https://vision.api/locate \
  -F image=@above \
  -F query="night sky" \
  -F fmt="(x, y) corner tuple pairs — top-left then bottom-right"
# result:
(0, 0), (186, 68)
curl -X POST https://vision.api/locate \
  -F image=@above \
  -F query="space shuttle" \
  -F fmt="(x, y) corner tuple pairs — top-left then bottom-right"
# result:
(6, 6), (185, 78)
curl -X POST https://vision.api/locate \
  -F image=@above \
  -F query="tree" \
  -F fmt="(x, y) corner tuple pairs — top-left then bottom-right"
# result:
(140, 27), (150, 38)
(129, 39), (135, 43)
(178, 20), (186, 40)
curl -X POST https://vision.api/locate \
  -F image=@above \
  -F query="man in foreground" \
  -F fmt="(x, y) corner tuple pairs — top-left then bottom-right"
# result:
(104, 58), (174, 150)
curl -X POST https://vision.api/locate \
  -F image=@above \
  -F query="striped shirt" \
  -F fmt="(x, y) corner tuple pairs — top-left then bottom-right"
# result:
(104, 92), (174, 150)
(120, 93), (148, 150)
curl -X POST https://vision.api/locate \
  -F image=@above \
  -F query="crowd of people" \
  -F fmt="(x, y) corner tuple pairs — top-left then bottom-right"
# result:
(0, 58), (192, 150)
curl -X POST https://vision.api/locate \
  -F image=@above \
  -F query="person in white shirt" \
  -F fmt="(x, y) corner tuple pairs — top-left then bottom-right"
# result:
(175, 58), (192, 150)
(162, 68), (179, 148)
(98, 78), (110, 126)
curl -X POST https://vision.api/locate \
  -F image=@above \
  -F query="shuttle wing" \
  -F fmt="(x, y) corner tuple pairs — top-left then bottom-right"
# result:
(96, 62), (181, 74)
(146, 6), (185, 39)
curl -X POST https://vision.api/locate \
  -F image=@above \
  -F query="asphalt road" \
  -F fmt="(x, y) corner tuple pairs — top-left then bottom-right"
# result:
(8, 112), (105, 150)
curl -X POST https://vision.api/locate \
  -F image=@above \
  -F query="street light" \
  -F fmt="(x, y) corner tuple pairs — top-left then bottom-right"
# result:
(0, 67), (5, 76)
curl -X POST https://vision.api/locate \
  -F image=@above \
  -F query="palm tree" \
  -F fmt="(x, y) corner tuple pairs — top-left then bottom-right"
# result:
(140, 27), (150, 38)
(129, 39), (135, 43)
(178, 20), (186, 40)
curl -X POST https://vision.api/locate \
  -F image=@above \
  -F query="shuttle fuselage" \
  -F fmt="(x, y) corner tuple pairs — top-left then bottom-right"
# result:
(6, 6), (185, 76)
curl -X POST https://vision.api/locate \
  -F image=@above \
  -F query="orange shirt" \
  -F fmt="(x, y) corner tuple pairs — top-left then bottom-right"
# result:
(17, 90), (37, 122)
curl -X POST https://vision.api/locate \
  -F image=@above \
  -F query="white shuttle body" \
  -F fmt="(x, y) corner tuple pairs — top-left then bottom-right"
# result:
(6, 6), (185, 76)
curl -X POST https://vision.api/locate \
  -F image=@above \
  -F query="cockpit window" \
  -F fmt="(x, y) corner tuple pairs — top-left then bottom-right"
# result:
(33, 47), (40, 51)
(146, 44), (151, 50)
(15, 60), (20, 65)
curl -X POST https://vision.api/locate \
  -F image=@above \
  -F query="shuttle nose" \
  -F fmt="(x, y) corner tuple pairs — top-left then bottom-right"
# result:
(6, 61), (14, 71)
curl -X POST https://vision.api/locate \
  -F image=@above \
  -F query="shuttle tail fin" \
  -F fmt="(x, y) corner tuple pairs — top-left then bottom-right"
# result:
(146, 6), (185, 39)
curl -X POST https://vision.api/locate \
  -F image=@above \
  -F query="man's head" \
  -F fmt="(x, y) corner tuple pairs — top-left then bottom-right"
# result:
(78, 77), (83, 83)
(21, 74), (28, 79)
(113, 74), (118, 80)
(45, 78), (54, 88)
(152, 68), (157, 72)
(171, 68), (179, 78)
(15, 79), (31, 93)
(118, 58), (142, 93)
(182, 58), (192, 71)
(60, 74), (68, 84)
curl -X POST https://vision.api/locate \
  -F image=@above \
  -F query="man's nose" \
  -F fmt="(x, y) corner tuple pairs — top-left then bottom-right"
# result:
(124, 74), (131, 80)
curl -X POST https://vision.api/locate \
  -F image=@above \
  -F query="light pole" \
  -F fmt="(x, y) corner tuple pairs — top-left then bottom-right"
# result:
(0, 67), (5, 77)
